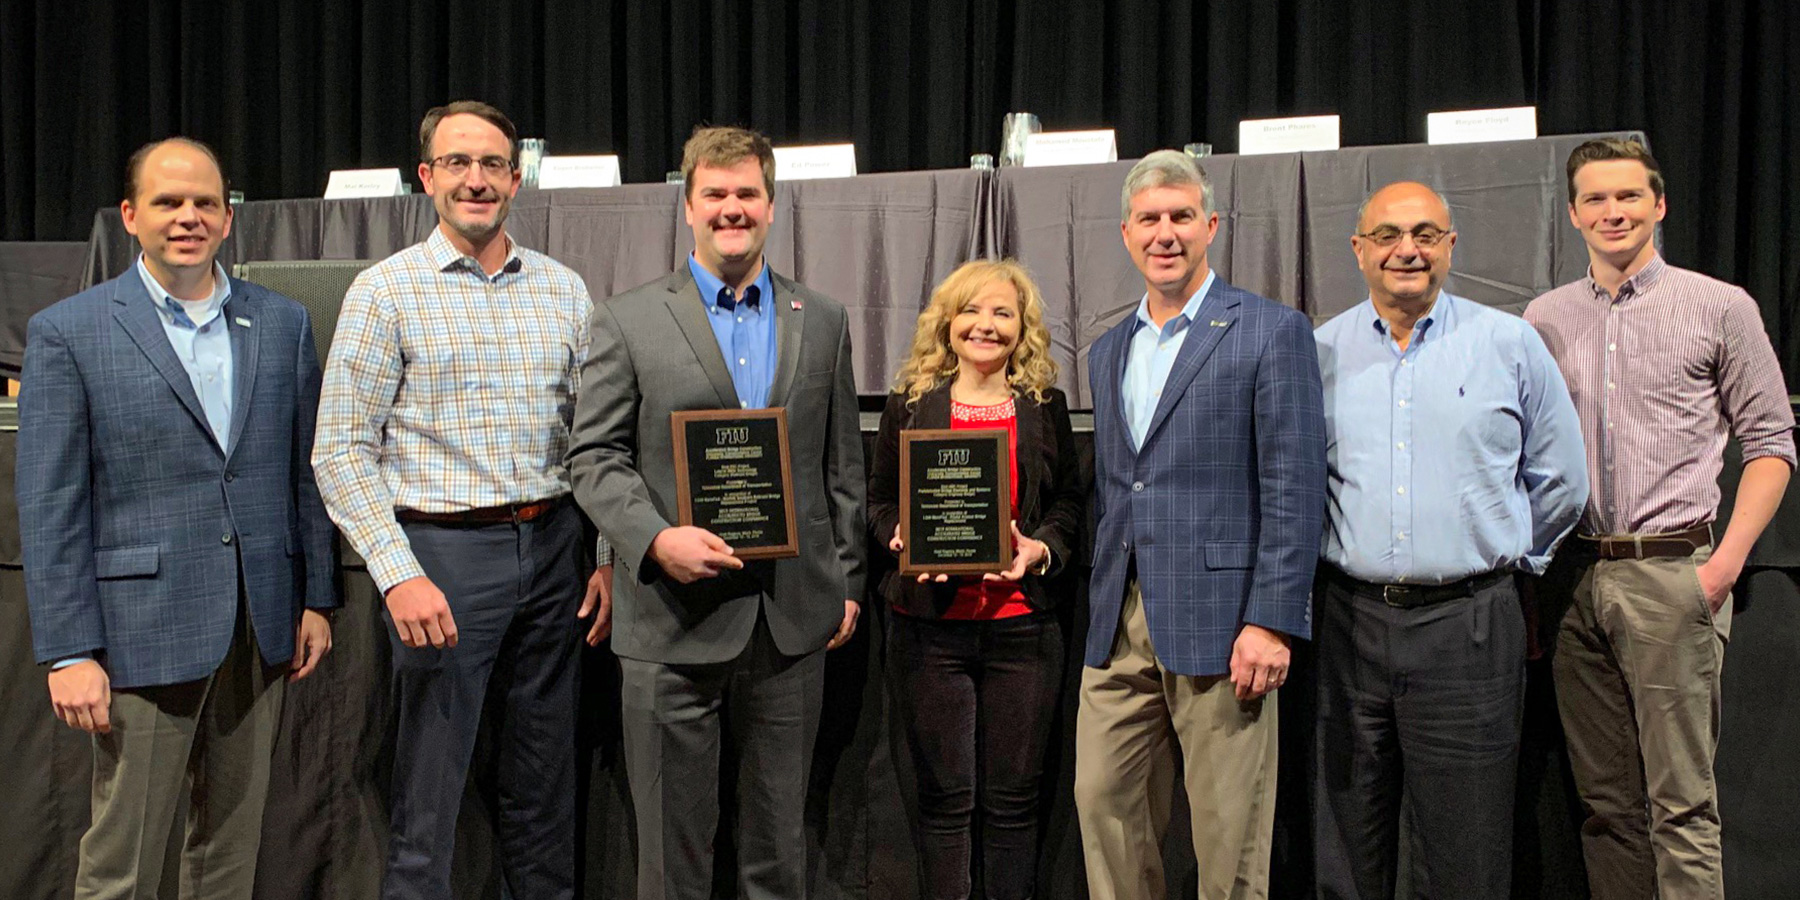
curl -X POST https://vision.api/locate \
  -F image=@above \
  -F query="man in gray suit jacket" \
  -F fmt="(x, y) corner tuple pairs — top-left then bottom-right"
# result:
(568, 125), (865, 900)
(17, 137), (337, 899)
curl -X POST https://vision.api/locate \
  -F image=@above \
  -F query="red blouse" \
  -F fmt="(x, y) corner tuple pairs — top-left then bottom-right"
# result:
(943, 397), (1033, 620)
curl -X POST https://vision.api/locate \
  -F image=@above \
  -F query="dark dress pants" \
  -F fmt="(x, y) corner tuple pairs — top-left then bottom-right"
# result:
(887, 610), (1063, 900)
(381, 502), (585, 900)
(1313, 570), (1527, 900)
(619, 609), (826, 900)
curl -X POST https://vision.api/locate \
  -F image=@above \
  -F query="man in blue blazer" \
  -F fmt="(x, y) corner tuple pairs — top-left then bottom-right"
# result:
(1073, 150), (1327, 900)
(17, 138), (338, 900)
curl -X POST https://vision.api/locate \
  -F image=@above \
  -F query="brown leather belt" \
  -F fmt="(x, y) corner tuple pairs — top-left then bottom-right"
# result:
(395, 497), (562, 526)
(1573, 525), (1712, 560)
(1321, 563), (1511, 609)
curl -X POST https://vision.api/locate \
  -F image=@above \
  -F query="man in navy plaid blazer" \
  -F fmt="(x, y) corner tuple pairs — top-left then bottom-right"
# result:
(1074, 150), (1326, 900)
(17, 138), (337, 899)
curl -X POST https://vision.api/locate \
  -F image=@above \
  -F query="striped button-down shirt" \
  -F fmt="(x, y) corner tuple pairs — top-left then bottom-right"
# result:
(313, 228), (610, 592)
(1524, 255), (1796, 535)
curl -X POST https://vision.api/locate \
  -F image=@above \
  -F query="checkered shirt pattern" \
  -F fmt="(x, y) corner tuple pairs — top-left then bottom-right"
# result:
(313, 228), (611, 592)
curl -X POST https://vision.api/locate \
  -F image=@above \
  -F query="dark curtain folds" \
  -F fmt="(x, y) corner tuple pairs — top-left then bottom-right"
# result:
(1, 1), (1795, 384)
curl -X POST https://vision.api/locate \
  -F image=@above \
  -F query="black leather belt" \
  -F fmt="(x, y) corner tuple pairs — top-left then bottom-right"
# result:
(1573, 525), (1711, 560)
(1322, 563), (1511, 609)
(395, 497), (562, 526)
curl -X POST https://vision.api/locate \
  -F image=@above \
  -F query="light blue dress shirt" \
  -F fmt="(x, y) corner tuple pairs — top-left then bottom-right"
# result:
(688, 255), (777, 409)
(57, 259), (236, 669)
(1315, 292), (1588, 583)
(139, 256), (234, 447)
(1121, 271), (1215, 450)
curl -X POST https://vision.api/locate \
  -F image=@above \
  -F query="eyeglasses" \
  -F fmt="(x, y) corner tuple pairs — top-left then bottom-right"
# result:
(1356, 224), (1452, 248)
(426, 154), (514, 178)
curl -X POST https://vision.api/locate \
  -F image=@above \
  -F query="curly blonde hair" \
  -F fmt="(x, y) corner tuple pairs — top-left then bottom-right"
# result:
(893, 259), (1059, 405)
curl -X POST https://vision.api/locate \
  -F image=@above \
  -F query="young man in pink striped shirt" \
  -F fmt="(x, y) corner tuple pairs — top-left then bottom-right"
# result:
(1524, 138), (1795, 900)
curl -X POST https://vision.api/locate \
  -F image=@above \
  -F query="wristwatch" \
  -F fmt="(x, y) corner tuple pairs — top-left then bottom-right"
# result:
(1033, 545), (1053, 576)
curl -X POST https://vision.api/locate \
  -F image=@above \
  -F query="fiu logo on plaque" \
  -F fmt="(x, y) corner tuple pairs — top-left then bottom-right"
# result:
(937, 448), (971, 466)
(716, 426), (751, 445)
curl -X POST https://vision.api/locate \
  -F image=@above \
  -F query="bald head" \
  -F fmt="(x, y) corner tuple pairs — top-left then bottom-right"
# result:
(1351, 181), (1457, 310)
(1355, 181), (1452, 234)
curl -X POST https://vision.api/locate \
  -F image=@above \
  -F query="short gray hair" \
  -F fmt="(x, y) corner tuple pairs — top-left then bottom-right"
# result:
(1121, 150), (1214, 221)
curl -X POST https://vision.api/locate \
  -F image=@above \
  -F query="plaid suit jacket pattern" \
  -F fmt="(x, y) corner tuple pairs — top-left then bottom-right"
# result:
(18, 273), (338, 689)
(1086, 279), (1326, 677)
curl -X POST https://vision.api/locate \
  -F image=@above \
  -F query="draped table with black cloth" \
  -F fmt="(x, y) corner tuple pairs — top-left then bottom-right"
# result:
(0, 241), (86, 377)
(9, 133), (1796, 899)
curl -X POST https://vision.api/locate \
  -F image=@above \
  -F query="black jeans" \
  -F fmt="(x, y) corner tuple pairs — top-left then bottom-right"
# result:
(887, 610), (1063, 900)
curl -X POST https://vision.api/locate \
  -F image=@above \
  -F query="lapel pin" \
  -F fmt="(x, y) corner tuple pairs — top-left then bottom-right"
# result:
(1210, 319), (1229, 327)
(791, 299), (803, 310)
(235, 317), (252, 327)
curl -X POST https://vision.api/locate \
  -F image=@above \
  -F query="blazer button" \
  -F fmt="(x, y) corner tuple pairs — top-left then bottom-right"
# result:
(1132, 481), (1144, 492)
(221, 533), (234, 545)
(224, 472), (235, 482)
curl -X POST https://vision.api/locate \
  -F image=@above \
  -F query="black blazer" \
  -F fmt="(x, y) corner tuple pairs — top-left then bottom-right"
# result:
(867, 382), (1087, 617)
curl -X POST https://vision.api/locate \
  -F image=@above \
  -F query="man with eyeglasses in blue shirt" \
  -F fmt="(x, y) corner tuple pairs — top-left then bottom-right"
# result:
(1311, 181), (1588, 900)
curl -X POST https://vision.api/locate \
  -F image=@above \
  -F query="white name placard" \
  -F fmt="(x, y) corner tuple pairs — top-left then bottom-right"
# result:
(324, 168), (405, 199)
(773, 144), (858, 181)
(1426, 106), (1538, 145)
(536, 155), (622, 189)
(1237, 115), (1342, 155)
(1022, 129), (1119, 167)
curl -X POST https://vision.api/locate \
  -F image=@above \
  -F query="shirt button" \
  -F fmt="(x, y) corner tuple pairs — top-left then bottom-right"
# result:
(1132, 482), (1144, 492)
(1397, 399), (1407, 408)
(737, 317), (744, 323)
(1396, 441), (1405, 450)
(1608, 382), (1616, 390)
(221, 533), (234, 545)
(1401, 359), (1410, 366)
(1608, 343), (1616, 351)
(1397, 532), (1407, 540)
(1396, 486), (1406, 495)
(739, 358), (747, 365)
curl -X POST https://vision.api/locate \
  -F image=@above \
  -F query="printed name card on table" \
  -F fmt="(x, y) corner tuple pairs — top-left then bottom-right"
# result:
(1237, 115), (1342, 155)
(324, 169), (405, 199)
(773, 144), (858, 181)
(1022, 130), (1119, 167)
(1426, 106), (1538, 145)
(536, 155), (622, 189)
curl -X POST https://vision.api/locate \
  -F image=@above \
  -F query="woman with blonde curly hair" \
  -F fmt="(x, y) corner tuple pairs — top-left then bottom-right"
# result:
(867, 258), (1086, 900)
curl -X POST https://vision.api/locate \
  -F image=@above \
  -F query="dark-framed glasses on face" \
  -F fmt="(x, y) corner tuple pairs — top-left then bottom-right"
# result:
(427, 154), (514, 178)
(1356, 224), (1452, 248)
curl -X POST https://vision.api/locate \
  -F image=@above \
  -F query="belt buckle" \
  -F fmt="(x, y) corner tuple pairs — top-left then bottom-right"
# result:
(1381, 584), (1408, 607)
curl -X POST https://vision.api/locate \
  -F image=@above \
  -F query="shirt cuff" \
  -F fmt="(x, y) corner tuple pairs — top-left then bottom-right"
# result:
(595, 534), (615, 568)
(52, 655), (96, 670)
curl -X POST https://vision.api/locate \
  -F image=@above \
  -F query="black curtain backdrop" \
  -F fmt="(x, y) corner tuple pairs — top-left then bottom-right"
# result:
(1, 1), (1796, 382)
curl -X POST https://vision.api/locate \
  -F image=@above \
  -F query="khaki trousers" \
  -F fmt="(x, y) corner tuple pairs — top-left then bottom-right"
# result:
(1075, 582), (1279, 900)
(1552, 544), (1730, 900)
(74, 609), (286, 900)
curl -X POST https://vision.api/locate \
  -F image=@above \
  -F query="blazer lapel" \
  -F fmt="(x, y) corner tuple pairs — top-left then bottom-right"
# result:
(1014, 392), (1045, 519)
(663, 270), (742, 409)
(222, 288), (259, 462)
(110, 276), (214, 445)
(1141, 284), (1240, 447)
(1103, 320), (1135, 449)
(765, 272), (805, 408)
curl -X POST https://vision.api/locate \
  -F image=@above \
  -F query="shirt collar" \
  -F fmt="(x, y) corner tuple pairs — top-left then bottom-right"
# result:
(1585, 253), (1666, 302)
(425, 227), (523, 276)
(136, 254), (231, 328)
(1131, 270), (1216, 335)
(688, 254), (773, 314)
(1365, 291), (1458, 342)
